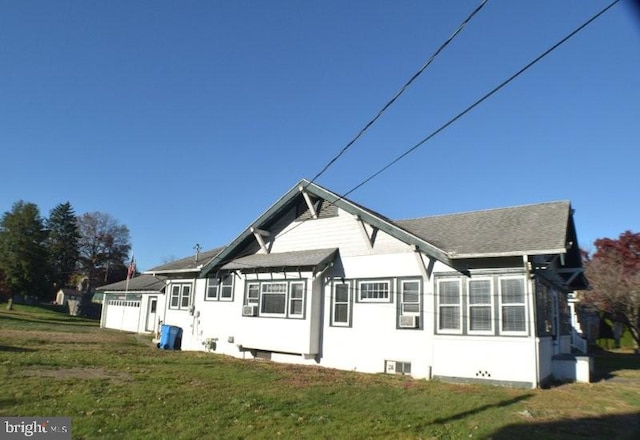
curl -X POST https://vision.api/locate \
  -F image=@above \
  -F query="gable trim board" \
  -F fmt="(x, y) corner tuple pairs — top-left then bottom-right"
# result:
(199, 179), (452, 277)
(138, 179), (588, 388)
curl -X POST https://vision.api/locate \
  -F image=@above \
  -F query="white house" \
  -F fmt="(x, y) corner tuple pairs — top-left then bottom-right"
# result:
(143, 179), (590, 388)
(97, 275), (165, 334)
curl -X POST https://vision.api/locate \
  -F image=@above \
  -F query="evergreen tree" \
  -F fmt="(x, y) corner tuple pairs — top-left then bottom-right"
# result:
(47, 202), (81, 290)
(0, 201), (49, 309)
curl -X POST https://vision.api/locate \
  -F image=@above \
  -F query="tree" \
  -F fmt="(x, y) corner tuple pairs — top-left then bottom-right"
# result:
(76, 212), (131, 290)
(0, 201), (49, 309)
(581, 231), (640, 348)
(46, 202), (81, 290)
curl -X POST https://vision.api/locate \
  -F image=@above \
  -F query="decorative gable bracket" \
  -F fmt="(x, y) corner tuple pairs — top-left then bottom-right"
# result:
(251, 227), (271, 254)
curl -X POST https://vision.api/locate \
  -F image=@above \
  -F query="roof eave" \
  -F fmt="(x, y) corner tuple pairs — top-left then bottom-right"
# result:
(451, 248), (568, 259)
(143, 268), (201, 275)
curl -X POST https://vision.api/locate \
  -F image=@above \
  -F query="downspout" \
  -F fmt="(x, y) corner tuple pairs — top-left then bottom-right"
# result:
(524, 255), (540, 388)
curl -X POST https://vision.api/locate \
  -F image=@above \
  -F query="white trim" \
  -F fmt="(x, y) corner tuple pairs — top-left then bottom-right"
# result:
(259, 282), (288, 317)
(467, 277), (494, 335)
(357, 280), (391, 303)
(436, 278), (463, 335)
(288, 281), (305, 318)
(331, 280), (352, 327)
(168, 282), (193, 310)
(452, 249), (567, 259)
(498, 275), (528, 335)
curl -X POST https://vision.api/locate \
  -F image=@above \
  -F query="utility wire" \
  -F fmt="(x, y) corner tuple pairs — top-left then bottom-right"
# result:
(308, 0), (489, 184)
(343, 0), (621, 198)
(196, 0), (619, 273)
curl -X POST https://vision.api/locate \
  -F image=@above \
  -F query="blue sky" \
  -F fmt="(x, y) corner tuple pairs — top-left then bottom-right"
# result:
(1, 1), (638, 271)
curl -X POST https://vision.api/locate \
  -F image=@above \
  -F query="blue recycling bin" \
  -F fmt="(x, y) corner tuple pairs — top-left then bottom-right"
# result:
(157, 324), (182, 350)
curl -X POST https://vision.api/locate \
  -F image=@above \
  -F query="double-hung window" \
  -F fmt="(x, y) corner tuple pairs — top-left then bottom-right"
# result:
(169, 283), (192, 310)
(437, 279), (461, 333)
(332, 281), (352, 327)
(358, 280), (390, 302)
(206, 274), (234, 301)
(400, 280), (421, 315)
(500, 277), (527, 334)
(246, 283), (259, 306)
(399, 279), (421, 329)
(289, 282), (305, 317)
(468, 278), (493, 333)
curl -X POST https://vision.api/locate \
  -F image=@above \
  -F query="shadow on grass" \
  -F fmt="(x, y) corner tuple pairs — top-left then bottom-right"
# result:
(0, 345), (36, 353)
(432, 394), (533, 425)
(592, 347), (640, 381)
(491, 412), (640, 440)
(0, 312), (98, 328)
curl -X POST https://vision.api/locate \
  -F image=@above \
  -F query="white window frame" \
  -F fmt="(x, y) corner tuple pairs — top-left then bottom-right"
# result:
(467, 278), (494, 335)
(437, 278), (462, 334)
(170, 284), (181, 309)
(358, 280), (391, 303)
(499, 276), (527, 335)
(205, 278), (219, 300)
(331, 280), (352, 327)
(260, 282), (288, 317)
(288, 281), (305, 318)
(206, 274), (234, 301)
(246, 282), (260, 306)
(399, 279), (421, 316)
(169, 283), (192, 310)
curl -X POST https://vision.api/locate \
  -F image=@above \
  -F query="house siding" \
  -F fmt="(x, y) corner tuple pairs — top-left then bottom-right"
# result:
(148, 196), (584, 388)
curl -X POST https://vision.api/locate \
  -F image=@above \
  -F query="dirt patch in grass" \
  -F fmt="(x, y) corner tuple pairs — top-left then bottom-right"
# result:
(20, 367), (133, 382)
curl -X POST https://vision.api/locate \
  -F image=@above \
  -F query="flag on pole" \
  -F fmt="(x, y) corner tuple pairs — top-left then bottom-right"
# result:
(127, 255), (136, 280)
(125, 255), (135, 292)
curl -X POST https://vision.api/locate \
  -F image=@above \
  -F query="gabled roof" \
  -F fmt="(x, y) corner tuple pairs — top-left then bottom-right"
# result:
(96, 274), (166, 293)
(199, 179), (452, 277)
(146, 247), (225, 275)
(395, 201), (573, 258)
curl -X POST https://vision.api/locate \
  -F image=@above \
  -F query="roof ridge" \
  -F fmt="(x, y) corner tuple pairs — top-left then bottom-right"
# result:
(395, 200), (571, 222)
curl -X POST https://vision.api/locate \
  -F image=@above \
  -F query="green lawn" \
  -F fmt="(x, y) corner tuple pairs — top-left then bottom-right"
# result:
(1, 304), (639, 439)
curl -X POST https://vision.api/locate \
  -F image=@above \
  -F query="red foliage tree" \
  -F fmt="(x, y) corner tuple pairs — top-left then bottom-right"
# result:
(582, 231), (640, 348)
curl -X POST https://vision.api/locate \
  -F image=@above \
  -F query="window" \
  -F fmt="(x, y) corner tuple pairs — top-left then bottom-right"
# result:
(500, 277), (526, 333)
(438, 279), (461, 332)
(220, 275), (233, 300)
(206, 274), (234, 301)
(289, 282), (305, 317)
(400, 280), (420, 314)
(246, 283), (259, 306)
(332, 281), (352, 327)
(169, 283), (192, 310)
(261, 282), (287, 316)
(170, 285), (180, 308)
(399, 279), (421, 329)
(358, 280), (390, 302)
(468, 279), (493, 333)
(252, 281), (307, 318)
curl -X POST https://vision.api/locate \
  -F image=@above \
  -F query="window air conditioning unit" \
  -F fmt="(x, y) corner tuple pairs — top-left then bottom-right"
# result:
(385, 360), (396, 374)
(399, 315), (418, 328)
(242, 305), (258, 317)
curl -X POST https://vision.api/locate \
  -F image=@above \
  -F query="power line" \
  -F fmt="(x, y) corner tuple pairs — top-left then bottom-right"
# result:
(343, 0), (621, 198)
(196, 0), (620, 273)
(308, 0), (489, 184)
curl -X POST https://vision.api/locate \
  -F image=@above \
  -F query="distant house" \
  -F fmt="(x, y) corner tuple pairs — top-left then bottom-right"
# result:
(96, 275), (165, 334)
(55, 288), (82, 307)
(140, 179), (589, 387)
